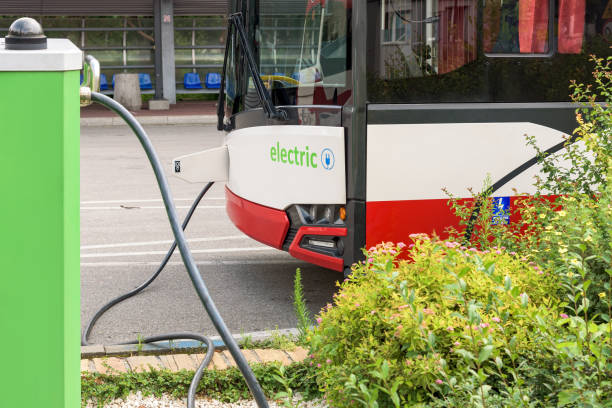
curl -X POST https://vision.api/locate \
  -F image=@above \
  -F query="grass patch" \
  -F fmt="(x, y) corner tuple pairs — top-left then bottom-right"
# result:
(238, 329), (299, 351)
(82, 361), (319, 408)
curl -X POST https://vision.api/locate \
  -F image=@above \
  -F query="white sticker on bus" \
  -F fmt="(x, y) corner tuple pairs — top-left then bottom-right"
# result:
(366, 122), (570, 202)
(226, 125), (346, 210)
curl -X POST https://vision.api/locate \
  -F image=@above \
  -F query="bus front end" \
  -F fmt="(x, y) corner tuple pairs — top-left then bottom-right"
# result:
(175, 0), (355, 272)
(224, 124), (348, 272)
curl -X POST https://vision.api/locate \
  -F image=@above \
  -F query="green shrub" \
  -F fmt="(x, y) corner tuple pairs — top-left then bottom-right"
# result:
(434, 55), (612, 407)
(446, 55), (611, 320)
(428, 241), (612, 408)
(306, 238), (558, 407)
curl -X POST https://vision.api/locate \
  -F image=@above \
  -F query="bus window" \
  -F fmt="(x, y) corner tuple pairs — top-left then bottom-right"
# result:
(438, 0), (478, 73)
(374, 0), (478, 77)
(484, 0), (551, 54)
(558, 0), (586, 53)
(484, 0), (589, 55)
(366, 0), (611, 103)
(253, 0), (351, 107)
(368, 0), (485, 101)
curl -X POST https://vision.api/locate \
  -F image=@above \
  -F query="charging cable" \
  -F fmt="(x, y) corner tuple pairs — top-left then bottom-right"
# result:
(84, 91), (269, 408)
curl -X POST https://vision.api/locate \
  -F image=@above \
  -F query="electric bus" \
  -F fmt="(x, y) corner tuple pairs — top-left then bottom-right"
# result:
(173, 0), (611, 274)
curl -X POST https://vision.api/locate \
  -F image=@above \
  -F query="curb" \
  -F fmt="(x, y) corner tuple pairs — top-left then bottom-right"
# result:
(80, 114), (217, 127)
(81, 346), (309, 375)
(81, 328), (300, 359)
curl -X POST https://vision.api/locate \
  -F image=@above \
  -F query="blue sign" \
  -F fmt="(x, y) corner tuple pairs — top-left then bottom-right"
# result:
(492, 196), (510, 225)
(320, 148), (335, 170)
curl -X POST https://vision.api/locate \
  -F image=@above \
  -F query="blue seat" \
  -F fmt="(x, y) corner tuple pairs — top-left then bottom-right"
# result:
(139, 73), (153, 90)
(205, 73), (221, 89)
(111, 74), (115, 88)
(80, 72), (83, 85)
(184, 72), (203, 89)
(99, 73), (108, 91)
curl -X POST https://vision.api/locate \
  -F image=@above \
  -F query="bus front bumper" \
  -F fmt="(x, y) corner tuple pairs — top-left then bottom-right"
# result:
(226, 187), (346, 272)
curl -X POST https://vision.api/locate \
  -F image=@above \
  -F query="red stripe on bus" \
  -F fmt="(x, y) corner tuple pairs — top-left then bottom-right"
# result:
(366, 196), (558, 248)
(225, 187), (289, 249)
(289, 226), (347, 272)
(366, 199), (462, 248)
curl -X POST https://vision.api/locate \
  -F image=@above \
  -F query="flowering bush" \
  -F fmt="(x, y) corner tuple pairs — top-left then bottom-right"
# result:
(306, 238), (558, 407)
(431, 55), (612, 407)
(445, 55), (611, 319)
(427, 237), (612, 408)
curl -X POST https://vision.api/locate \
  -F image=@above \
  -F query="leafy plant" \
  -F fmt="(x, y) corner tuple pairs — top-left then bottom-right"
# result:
(272, 364), (308, 408)
(430, 241), (612, 407)
(293, 268), (313, 344)
(306, 238), (557, 407)
(532, 252), (612, 407)
(239, 333), (255, 349)
(306, 238), (611, 407)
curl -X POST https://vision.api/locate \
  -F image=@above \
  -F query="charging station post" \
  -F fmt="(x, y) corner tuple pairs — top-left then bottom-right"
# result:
(0, 18), (82, 407)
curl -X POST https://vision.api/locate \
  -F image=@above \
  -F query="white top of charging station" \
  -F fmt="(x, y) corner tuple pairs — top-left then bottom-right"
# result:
(0, 38), (82, 71)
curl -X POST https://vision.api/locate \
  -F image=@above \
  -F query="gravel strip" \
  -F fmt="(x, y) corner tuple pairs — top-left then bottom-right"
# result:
(86, 392), (328, 407)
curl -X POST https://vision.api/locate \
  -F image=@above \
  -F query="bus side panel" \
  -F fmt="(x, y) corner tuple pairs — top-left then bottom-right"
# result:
(365, 122), (569, 248)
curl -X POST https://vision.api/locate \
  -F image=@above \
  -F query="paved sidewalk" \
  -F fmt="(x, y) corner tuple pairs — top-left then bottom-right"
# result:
(81, 100), (217, 126)
(81, 347), (309, 374)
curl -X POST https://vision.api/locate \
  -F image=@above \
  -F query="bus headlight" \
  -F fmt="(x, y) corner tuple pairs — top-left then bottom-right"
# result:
(282, 203), (346, 263)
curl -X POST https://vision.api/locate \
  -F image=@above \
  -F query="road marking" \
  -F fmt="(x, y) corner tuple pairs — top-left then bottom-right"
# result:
(80, 247), (276, 258)
(80, 205), (225, 210)
(80, 197), (225, 204)
(81, 235), (248, 250)
(81, 259), (305, 267)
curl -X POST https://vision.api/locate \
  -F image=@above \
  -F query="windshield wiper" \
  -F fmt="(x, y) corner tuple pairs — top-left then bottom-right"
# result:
(217, 12), (287, 130)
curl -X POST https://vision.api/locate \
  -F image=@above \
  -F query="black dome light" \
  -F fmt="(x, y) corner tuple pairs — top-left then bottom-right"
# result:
(5, 17), (47, 50)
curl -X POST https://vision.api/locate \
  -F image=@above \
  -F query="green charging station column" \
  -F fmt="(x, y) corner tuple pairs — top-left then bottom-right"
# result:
(0, 19), (81, 407)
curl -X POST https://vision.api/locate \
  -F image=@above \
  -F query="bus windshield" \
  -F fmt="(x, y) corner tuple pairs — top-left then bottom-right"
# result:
(253, 0), (351, 106)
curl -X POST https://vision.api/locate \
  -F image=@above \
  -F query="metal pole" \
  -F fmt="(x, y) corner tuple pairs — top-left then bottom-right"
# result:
(154, 0), (163, 99)
(161, 0), (176, 104)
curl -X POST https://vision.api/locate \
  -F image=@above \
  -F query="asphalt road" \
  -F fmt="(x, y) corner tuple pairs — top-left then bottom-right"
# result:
(81, 124), (340, 345)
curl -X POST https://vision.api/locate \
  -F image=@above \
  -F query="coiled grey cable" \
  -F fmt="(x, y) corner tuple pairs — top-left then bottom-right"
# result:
(81, 182), (213, 348)
(82, 183), (215, 406)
